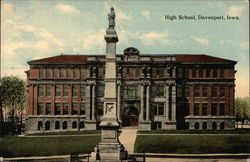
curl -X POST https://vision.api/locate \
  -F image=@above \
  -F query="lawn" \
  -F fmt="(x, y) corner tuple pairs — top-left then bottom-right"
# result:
(134, 134), (250, 154)
(26, 130), (101, 136)
(137, 129), (250, 134)
(0, 135), (101, 158)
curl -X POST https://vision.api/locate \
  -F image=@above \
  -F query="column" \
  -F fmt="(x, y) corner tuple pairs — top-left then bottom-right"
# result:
(207, 85), (212, 116)
(91, 84), (96, 121)
(171, 84), (176, 121)
(139, 84), (145, 121)
(165, 84), (170, 120)
(85, 84), (91, 120)
(69, 84), (72, 115)
(190, 85), (194, 116)
(146, 84), (150, 121)
(51, 84), (55, 115)
(34, 85), (38, 115)
(117, 84), (121, 121)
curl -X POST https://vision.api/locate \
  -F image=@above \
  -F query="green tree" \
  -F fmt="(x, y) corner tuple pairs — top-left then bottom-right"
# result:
(0, 76), (26, 134)
(235, 97), (249, 128)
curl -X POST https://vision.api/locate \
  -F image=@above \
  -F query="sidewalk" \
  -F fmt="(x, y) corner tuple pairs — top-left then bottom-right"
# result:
(119, 128), (137, 153)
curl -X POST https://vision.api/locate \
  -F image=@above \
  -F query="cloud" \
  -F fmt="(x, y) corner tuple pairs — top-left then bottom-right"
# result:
(81, 29), (106, 52)
(235, 75), (249, 97)
(116, 9), (132, 21)
(138, 32), (169, 45)
(226, 5), (246, 16)
(55, 3), (80, 15)
(142, 10), (150, 19)
(239, 42), (249, 50)
(193, 37), (209, 46)
(207, 1), (224, 8)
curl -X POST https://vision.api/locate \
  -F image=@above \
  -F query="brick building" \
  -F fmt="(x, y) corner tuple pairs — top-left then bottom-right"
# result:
(25, 47), (236, 134)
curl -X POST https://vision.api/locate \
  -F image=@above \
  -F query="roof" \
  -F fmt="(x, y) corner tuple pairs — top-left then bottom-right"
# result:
(28, 54), (236, 64)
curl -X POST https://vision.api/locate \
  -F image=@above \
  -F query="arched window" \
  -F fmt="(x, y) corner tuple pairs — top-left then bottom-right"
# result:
(63, 121), (67, 130)
(212, 122), (217, 130)
(79, 121), (85, 129)
(55, 121), (60, 129)
(202, 122), (207, 130)
(45, 121), (50, 130)
(185, 122), (189, 129)
(220, 122), (225, 130)
(194, 122), (199, 130)
(72, 121), (77, 129)
(38, 121), (43, 130)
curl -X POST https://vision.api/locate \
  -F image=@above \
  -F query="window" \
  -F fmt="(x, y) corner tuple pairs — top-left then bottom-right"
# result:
(45, 103), (51, 115)
(63, 103), (68, 115)
(192, 68), (196, 78)
(37, 103), (43, 115)
(220, 103), (225, 116)
(219, 69), (224, 78)
(96, 85), (104, 97)
(97, 102), (104, 115)
(122, 68), (128, 78)
(220, 122), (225, 129)
(63, 85), (68, 97)
(202, 103), (207, 116)
(135, 68), (141, 77)
(202, 86), (207, 97)
(55, 103), (61, 115)
(205, 69), (210, 78)
(185, 86), (190, 97)
(212, 86), (217, 97)
(38, 85), (44, 97)
(220, 87), (225, 97)
(53, 68), (58, 78)
(45, 121), (50, 130)
(123, 85), (138, 99)
(213, 69), (217, 78)
(152, 102), (164, 116)
(212, 122), (217, 130)
(73, 68), (78, 78)
(194, 103), (199, 116)
(202, 122), (207, 130)
(152, 67), (164, 78)
(46, 68), (51, 78)
(39, 68), (44, 78)
(72, 121), (77, 129)
(195, 122), (199, 129)
(72, 85), (78, 97)
(60, 68), (64, 77)
(177, 85), (182, 97)
(98, 67), (105, 78)
(178, 68), (183, 78)
(46, 85), (51, 97)
(194, 86), (200, 97)
(80, 103), (85, 115)
(63, 121), (67, 129)
(66, 68), (71, 77)
(184, 68), (189, 78)
(55, 85), (61, 96)
(151, 85), (164, 97)
(55, 121), (60, 129)
(79, 121), (85, 129)
(80, 68), (85, 78)
(72, 103), (78, 115)
(38, 121), (42, 130)
(80, 85), (85, 97)
(128, 68), (134, 77)
(199, 69), (203, 78)
(212, 103), (217, 116)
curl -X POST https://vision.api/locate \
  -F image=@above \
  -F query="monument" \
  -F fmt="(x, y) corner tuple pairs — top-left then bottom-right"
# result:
(90, 7), (128, 161)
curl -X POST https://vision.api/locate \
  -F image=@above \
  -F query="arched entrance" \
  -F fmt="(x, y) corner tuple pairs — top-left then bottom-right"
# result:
(122, 107), (139, 127)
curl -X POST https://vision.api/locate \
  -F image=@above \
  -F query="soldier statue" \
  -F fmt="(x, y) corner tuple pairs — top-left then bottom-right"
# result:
(108, 7), (115, 29)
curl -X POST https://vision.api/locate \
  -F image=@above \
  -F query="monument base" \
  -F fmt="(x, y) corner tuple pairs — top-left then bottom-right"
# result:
(90, 127), (128, 161)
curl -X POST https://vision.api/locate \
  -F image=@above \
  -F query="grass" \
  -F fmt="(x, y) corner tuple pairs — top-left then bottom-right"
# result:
(137, 129), (250, 134)
(26, 130), (101, 136)
(0, 135), (101, 158)
(134, 134), (250, 154)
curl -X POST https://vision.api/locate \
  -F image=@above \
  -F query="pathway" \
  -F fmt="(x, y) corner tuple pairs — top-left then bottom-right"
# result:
(119, 128), (137, 153)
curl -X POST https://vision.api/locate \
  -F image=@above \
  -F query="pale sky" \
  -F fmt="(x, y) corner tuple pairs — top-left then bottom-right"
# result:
(1, 0), (249, 97)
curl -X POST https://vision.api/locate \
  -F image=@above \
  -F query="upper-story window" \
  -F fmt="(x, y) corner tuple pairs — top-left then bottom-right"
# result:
(55, 85), (61, 96)
(152, 85), (164, 97)
(185, 86), (190, 97)
(55, 103), (61, 115)
(202, 103), (207, 116)
(199, 69), (203, 78)
(152, 102), (164, 116)
(213, 69), (217, 78)
(98, 67), (105, 78)
(46, 85), (51, 97)
(72, 102), (78, 115)
(205, 69), (210, 78)
(54, 68), (58, 78)
(220, 103), (225, 115)
(38, 85), (44, 97)
(194, 103), (199, 116)
(37, 103), (43, 115)
(212, 103), (217, 115)
(80, 85), (85, 97)
(72, 85), (78, 97)
(192, 68), (196, 78)
(46, 68), (51, 78)
(80, 102), (85, 115)
(219, 69), (224, 78)
(211, 86), (217, 97)
(194, 86), (200, 97)
(184, 68), (189, 78)
(152, 67), (164, 78)
(220, 86), (225, 97)
(60, 68), (64, 77)
(123, 85), (138, 99)
(80, 68), (88, 78)
(39, 68), (44, 78)
(66, 68), (71, 77)
(202, 86), (207, 97)
(96, 85), (104, 97)
(122, 67), (141, 78)
(63, 85), (68, 97)
(73, 68), (78, 78)
(45, 103), (51, 115)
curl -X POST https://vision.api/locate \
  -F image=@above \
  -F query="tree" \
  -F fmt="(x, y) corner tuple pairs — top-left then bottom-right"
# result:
(0, 76), (26, 134)
(235, 97), (250, 128)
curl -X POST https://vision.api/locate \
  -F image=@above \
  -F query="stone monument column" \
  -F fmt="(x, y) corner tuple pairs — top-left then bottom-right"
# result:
(90, 7), (127, 162)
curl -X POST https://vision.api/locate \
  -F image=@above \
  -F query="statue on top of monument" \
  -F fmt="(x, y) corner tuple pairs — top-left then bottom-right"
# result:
(108, 7), (115, 29)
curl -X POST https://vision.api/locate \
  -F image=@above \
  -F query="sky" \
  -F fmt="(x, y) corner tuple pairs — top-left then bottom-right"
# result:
(1, 0), (249, 97)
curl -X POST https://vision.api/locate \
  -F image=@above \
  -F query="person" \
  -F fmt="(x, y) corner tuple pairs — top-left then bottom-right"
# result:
(108, 7), (115, 29)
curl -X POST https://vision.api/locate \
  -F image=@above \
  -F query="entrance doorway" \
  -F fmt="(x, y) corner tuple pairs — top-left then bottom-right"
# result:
(122, 107), (139, 127)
